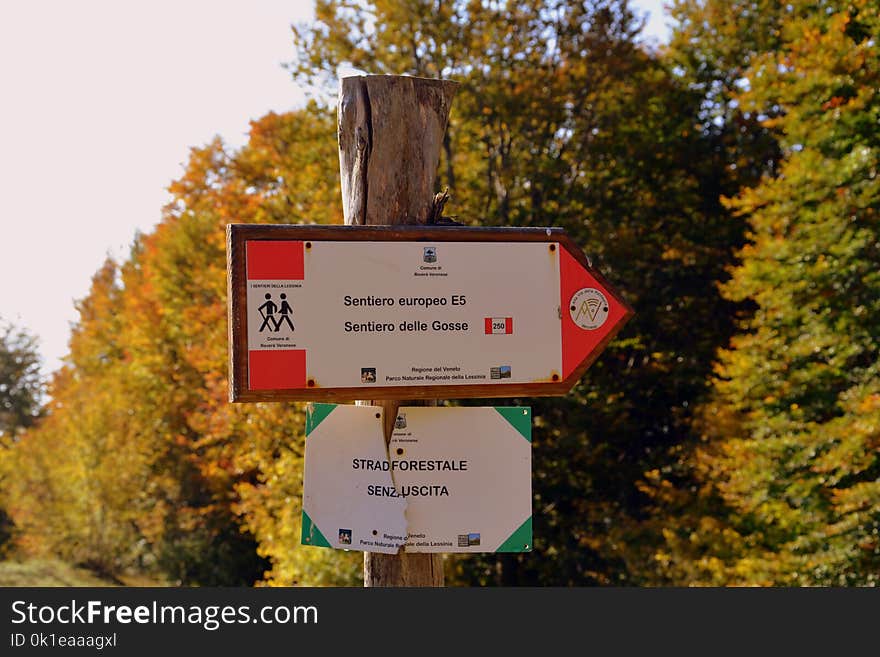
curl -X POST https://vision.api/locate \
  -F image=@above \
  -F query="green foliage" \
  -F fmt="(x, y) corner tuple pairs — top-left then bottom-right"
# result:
(657, 0), (880, 585)
(0, 319), (44, 554)
(0, 319), (43, 440)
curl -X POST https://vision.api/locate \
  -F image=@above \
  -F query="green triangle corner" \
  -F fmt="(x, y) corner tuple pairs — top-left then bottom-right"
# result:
(496, 516), (532, 552)
(494, 406), (532, 442)
(306, 403), (337, 437)
(301, 510), (331, 548)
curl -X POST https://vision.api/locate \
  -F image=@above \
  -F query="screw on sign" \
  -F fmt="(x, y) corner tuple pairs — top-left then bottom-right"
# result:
(227, 224), (633, 403)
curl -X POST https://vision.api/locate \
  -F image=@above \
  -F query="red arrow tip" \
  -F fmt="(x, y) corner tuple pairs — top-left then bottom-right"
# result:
(559, 248), (630, 380)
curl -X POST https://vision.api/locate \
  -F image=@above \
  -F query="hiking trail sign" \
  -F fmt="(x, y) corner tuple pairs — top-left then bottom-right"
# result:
(301, 403), (532, 554)
(227, 223), (633, 402)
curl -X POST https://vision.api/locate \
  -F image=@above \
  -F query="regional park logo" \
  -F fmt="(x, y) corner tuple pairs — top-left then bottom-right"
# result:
(569, 288), (609, 330)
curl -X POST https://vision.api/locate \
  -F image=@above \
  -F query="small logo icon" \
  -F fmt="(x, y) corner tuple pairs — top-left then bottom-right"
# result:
(395, 413), (407, 429)
(361, 368), (376, 383)
(484, 317), (513, 334)
(423, 246), (437, 263)
(490, 365), (511, 380)
(458, 533), (480, 547)
(339, 529), (352, 545)
(569, 288), (610, 330)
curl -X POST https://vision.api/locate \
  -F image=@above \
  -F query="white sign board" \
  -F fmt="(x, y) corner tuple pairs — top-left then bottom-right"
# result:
(246, 240), (561, 390)
(301, 404), (532, 553)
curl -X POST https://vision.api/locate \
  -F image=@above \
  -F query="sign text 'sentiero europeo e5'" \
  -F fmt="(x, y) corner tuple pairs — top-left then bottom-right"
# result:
(227, 224), (633, 402)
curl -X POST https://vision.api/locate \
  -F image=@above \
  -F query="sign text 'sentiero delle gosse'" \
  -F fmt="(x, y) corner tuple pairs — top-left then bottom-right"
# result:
(227, 224), (633, 402)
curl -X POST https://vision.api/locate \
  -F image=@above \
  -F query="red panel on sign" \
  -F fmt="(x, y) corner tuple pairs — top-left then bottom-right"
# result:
(559, 250), (626, 379)
(249, 349), (307, 389)
(247, 241), (305, 280)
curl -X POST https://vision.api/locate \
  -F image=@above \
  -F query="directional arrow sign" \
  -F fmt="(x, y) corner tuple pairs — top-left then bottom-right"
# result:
(227, 224), (633, 402)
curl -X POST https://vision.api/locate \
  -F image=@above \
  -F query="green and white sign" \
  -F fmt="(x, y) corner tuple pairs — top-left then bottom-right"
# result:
(302, 404), (532, 554)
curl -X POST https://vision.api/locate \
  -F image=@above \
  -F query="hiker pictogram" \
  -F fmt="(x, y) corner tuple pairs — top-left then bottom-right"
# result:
(258, 292), (295, 333)
(277, 293), (295, 331)
(258, 293), (277, 332)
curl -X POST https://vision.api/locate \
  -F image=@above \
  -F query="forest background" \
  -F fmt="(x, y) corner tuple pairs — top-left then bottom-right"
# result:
(1, 0), (878, 586)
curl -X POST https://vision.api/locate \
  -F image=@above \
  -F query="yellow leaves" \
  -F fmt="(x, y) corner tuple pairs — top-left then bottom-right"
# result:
(858, 393), (880, 413)
(653, 549), (672, 567)
(660, 245), (697, 266)
(1, 105), (354, 584)
(830, 482), (880, 515)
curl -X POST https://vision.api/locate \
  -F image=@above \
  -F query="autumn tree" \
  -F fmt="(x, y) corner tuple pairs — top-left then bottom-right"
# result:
(0, 319), (42, 440)
(151, 105), (360, 585)
(622, 0), (791, 584)
(0, 319), (43, 552)
(3, 106), (351, 584)
(291, 0), (753, 585)
(661, 0), (880, 585)
(3, 262), (155, 574)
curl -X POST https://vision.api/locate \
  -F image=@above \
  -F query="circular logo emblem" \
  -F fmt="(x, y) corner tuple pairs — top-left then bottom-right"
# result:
(569, 288), (609, 330)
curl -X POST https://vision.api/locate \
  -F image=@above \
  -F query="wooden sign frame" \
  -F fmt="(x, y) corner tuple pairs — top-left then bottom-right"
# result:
(227, 223), (633, 402)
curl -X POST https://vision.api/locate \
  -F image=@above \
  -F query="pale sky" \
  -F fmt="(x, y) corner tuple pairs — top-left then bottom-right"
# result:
(0, 0), (669, 377)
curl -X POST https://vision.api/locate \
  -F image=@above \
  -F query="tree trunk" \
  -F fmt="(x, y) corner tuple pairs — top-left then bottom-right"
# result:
(337, 75), (458, 587)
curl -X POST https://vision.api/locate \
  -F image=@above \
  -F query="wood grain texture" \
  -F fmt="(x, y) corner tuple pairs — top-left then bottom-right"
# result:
(338, 75), (458, 225)
(363, 550), (445, 587)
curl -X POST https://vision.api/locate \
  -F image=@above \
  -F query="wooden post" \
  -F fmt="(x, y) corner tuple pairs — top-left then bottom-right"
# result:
(338, 74), (458, 587)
